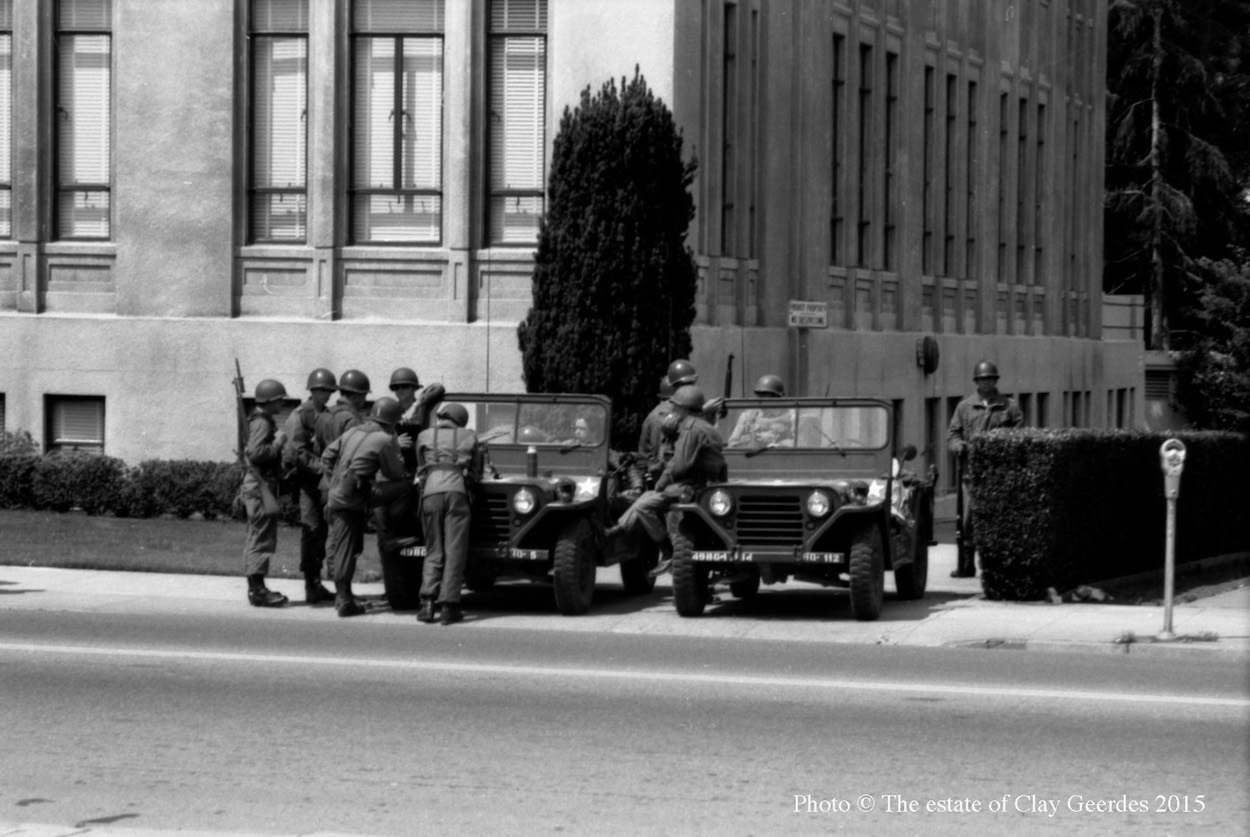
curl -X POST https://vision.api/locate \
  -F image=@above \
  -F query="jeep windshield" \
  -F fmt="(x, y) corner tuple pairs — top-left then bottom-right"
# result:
(451, 398), (609, 449)
(723, 401), (890, 451)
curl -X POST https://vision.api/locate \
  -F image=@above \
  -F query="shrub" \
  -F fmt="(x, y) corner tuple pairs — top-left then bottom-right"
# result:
(30, 451), (131, 515)
(517, 68), (697, 446)
(971, 428), (1250, 600)
(0, 453), (38, 508)
(131, 459), (243, 520)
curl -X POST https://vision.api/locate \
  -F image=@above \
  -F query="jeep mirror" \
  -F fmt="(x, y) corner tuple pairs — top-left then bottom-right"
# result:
(900, 443), (917, 462)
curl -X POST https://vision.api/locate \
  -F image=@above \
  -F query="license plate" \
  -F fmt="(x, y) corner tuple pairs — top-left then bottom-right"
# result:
(509, 548), (547, 561)
(800, 551), (843, 563)
(692, 551), (750, 562)
(399, 545), (427, 558)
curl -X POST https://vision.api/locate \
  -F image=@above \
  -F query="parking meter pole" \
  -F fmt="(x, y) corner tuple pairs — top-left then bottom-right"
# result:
(1158, 439), (1186, 642)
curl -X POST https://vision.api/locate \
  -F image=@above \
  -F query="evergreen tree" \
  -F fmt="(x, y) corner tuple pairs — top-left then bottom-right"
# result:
(1104, 0), (1250, 349)
(518, 70), (697, 445)
(1175, 253), (1250, 433)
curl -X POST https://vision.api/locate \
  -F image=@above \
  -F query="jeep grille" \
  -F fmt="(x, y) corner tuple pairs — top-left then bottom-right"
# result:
(735, 494), (804, 546)
(471, 492), (513, 543)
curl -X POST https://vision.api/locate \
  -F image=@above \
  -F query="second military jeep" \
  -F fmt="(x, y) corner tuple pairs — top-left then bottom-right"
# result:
(668, 397), (934, 620)
(381, 393), (657, 615)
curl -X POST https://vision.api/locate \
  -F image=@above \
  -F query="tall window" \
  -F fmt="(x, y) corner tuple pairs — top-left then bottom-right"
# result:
(996, 92), (1008, 280)
(856, 44), (872, 268)
(0, 1), (11, 238)
(942, 73), (957, 276)
(352, 0), (444, 244)
(488, 0), (546, 246)
(883, 52), (898, 271)
(1016, 95), (1029, 283)
(1034, 101), (1046, 286)
(921, 65), (934, 274)
(964, 80), (978, 281)
(250, 0), (308, 243)
(830, 34), (845, 265)
(720, 2), (737, 256)
(56, 0), (111, 240)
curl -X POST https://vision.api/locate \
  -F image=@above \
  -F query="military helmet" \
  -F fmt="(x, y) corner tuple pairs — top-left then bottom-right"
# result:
(338, 369), (371, 394)
(973, 360), (1000, 380)
(436, 402), (469, 428)
(370, 396), (403, 427)
(657, 373), (674, 399)
(753, 374), (785, 397)
(388, 367), (420, 390)
(670, 384), (706, 412)
(254, 379), (288, 404)
(666, 359), (698, 388)
(305, 368), (337, 391)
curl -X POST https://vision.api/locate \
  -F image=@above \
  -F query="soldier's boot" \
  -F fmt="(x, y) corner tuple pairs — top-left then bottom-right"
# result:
(416, 599), (437, 624)
(439, 602), (463, 626)
(247, 574), (288, 608)
(304, 573), (335, 605)
(335, 583), (366, 618)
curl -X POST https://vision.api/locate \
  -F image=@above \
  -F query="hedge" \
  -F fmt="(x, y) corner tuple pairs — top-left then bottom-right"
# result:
(970, 429), (1250, 600)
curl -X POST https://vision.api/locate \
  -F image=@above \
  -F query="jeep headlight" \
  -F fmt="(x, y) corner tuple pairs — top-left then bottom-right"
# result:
(708, 489), (733, 517)
(512, 487), (536, 515)
(806, 490), (831, 518)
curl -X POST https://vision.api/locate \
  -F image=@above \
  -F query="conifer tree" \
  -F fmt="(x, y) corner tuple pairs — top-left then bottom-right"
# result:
(518, 70), (697, 445)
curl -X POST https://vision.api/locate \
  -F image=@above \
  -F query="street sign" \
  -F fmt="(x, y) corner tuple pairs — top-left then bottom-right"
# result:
(787, 300), (828, 328)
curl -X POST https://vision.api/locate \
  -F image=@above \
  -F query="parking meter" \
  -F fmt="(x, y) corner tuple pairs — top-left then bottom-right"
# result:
(1157, 439), (1186, 640)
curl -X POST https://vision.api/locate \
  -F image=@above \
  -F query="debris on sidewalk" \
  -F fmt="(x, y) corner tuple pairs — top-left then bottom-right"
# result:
(1114, 630), (1221, 646)
(1046, 585), (1113, 604)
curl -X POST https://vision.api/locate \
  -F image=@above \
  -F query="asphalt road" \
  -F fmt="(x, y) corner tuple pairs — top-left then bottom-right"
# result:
(1, 609), (1247, 836)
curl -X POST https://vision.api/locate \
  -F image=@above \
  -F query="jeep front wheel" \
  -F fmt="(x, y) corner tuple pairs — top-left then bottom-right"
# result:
(848, 524), (885, 621)
(670, 520), (707, 617)
(553, 518), (596, 615)
(893, 523), (929, 601)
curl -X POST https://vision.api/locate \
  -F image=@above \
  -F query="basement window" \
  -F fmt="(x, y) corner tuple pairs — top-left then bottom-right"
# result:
(46, 395), (105, 453)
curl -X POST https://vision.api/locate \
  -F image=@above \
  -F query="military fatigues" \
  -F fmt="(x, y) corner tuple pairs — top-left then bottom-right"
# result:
(947, 393), (1024, 570)
(662, 414), (728, 492)
(321, 420), (406, 609)
(241, 409), (285, 577)
(315, 400), (363, 458)
(283, 398), (329, 578)
(415, 420), (482, 607)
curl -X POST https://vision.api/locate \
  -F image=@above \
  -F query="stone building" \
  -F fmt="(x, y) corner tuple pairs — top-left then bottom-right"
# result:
(0, 0), (1137, 486)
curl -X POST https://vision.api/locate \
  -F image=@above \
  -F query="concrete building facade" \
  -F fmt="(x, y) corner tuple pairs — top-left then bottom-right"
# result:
(0, 0), (1138, 490)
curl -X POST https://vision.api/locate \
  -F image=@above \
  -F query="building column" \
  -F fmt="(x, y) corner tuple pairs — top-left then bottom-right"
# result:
(12, 0), (53, 313)
(307, 0), (341, 319)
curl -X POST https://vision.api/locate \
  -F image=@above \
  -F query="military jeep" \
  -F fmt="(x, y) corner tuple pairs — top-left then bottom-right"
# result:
(380, 393), (657, 615)
(668, 397), (934, 620)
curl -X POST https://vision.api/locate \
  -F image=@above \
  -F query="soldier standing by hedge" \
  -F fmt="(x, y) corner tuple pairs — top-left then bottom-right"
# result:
(947, 360), (1024, 577)
(320, 397), (406, 617)
(242, 379), (290, 608)
(282, 368), (337, 605)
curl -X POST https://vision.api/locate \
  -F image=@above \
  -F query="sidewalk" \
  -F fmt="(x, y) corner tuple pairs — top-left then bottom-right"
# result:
(2, 544), (1246, 658)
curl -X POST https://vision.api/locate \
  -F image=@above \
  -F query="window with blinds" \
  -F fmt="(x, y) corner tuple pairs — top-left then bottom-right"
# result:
(56, 0), (111, 240)
(0, 1), (11, 239)
(47, 396), (105, 453)
(350, 0), (444, 245)
(488, 0), (546, 246)
(250, 0), (308, 243)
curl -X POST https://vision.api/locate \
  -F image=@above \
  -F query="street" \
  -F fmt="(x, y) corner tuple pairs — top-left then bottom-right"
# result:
(1, 607), (1247, 836)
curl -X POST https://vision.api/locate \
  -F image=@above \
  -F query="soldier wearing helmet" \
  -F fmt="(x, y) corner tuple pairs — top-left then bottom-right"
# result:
(315, 368), (371, 457)
(947, 360), (1024, 577)
(726, 374), (795, 448)
(320, 396), (407, 617)
(638, 359), (724, 479)
(414, 402), (482, 625)
(281, 368), (338, 604)
(387, 367), (446, 468)
(241, 378), (290, 608)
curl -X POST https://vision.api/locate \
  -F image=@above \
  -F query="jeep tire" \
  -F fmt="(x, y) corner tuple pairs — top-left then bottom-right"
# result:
(553, 517), (596, 615)
(893, 524), (929, 601)
(381, 550), (422, 612)
(849, 524), (885, 621)
(670, 521), (708, 617)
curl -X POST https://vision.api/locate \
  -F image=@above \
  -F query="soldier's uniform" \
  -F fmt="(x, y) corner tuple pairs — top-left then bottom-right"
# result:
(415, 409), (482, 624)
(315, 399), (363, 455)
(242, 407), (285, 579)
(283, 397), (330, 590)
(662, 413), (728, 493)
(321, 413), (406, 616)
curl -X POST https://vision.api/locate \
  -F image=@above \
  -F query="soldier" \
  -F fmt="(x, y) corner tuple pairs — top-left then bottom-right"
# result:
(387, 366), (446, 469)
(241, 379), (290, 608)
(414, 402), (482, 626)
(282, 368), (337, 604)
(727, 374), (794, 447)
(320, 397), (406, 617)
(315, 368), (371, 454)
(947, 360), (1024, 577)
(638, 359), (725, 482)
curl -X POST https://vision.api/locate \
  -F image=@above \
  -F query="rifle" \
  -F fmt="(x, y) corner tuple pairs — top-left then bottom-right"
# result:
(718, 353), (735, 418)
(233, 358), (248, 466)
